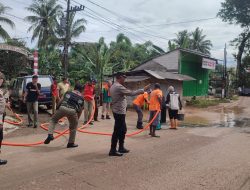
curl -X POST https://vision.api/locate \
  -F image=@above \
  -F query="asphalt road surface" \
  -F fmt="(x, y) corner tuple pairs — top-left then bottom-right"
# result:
(0, 97), (250, 190)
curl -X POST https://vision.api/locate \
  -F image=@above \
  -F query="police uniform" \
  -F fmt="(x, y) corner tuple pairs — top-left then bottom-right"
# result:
(0, 72), (8, 165)
(44, 90), (84, 147)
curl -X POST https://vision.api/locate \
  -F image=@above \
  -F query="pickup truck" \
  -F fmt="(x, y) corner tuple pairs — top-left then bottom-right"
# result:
(10, 75), (53, 111)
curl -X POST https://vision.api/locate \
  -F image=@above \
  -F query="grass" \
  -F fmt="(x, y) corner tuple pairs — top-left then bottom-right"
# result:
(186, 98), (230, 108)
(231, 95), (239, 101)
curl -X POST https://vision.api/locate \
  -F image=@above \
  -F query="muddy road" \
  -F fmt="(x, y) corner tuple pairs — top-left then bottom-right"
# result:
(0, 97), (250, 190)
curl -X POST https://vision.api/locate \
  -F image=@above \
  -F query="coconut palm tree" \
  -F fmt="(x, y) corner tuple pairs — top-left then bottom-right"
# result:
(173, 30), (190, 49)
(25, 0), (63, 48)
(0, 3), (15, 40)
(190, 27), (213, 55)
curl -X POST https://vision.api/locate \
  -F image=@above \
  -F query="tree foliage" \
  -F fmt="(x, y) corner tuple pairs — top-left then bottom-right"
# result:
(0, 2), (15, 40)
(169, 27), (212, 55)
(217, 0), (250, 28)
(218, 0), (250, 84)
(25, 0), (63, 48)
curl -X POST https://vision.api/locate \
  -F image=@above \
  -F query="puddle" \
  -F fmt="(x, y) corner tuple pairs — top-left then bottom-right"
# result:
(180, 106), (250, 128)
(181, 116), (210, 127)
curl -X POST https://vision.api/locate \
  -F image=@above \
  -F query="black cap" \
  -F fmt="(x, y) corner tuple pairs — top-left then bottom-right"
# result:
(115, 72), (127, 79)
(32, 75), (38, 79)
(154, 83), (161, 89)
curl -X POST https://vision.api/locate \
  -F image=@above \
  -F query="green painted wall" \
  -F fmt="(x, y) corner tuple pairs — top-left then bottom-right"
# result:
(180, 52), (209, 96)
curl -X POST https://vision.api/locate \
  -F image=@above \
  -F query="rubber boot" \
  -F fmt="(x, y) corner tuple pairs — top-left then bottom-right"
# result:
(149, 125), (153, 135)
(136, 121), (143, 129)
(151, 125), (160, 137)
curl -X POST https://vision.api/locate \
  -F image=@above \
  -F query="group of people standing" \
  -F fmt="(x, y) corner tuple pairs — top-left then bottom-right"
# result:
(44, 72), (182, 157)
(44, 77), (113, 149)
(133, 84), (183, 133)
(0, 70), (183, 163)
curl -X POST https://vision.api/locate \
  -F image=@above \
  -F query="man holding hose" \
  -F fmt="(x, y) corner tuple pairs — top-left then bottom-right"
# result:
(44, 84), (84, 148)
(109, 72), (150, 156)
(149, 83), (162, 137)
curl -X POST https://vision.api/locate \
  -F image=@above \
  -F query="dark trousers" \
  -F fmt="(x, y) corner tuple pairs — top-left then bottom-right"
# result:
(0, 113), (6, 148)
(94, 99), (98, 120)
(110, 113), (127, 152)
(161, 107), (167, 123)
(133, 104), (143, 123)
(0, 127), (3, 148)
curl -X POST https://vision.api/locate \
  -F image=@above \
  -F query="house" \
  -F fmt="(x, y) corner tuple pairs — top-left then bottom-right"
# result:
(121, 70), (195, 106)
(109, 48), (217, 106)
(132, 48), (217, 97)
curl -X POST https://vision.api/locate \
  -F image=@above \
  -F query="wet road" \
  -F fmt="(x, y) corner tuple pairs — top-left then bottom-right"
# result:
(0, 97), (250, 190)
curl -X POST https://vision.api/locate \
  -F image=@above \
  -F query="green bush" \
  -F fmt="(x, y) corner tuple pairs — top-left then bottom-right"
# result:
(186, 98), (230, 108)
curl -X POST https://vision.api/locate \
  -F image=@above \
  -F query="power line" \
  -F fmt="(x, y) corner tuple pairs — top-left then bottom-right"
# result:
(71, 0), (217, 41)
(85, 8), (171, 41)
(71, 1), (166, 43)
(62, 0), (146, 43)
(129, 17), (218, 28)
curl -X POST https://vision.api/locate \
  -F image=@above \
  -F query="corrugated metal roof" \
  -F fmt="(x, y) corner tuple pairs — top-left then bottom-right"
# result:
(144, 70), (195, 81)
(125, 76), (150, 82)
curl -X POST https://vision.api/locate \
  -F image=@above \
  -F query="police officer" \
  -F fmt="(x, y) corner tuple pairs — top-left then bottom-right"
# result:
(44, 84), (84, 148)
(109, 72), (150, 156)
(0, 72), (10, 165)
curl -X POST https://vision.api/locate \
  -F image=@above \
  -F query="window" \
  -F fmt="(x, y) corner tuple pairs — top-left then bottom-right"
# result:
(17, 78), (23, 89)
(25, 77), (52, 88)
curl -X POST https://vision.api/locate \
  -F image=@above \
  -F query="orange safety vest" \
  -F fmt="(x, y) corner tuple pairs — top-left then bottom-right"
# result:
(133, 92), (148, 107)
(149, 89), (162, 111)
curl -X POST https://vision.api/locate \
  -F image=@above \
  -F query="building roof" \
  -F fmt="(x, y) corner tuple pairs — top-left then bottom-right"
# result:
(122, 70), (195, 81)
(132, 48), (217, 72)
(125, 76), (150, 82)
(145, 70), (195, 81)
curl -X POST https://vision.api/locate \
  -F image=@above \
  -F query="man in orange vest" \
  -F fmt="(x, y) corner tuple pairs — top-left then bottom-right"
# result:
(83, 79), (95, 125)
(133, 90), (151, 129)
(149, 83), (162, 137)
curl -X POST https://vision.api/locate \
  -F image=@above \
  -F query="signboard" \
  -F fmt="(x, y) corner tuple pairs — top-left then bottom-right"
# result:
(202, 58), (216, 70)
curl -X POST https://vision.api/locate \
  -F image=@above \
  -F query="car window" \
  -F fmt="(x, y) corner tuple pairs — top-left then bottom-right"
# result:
(17, 78), (23, 89)
(26, 77), (52, 88)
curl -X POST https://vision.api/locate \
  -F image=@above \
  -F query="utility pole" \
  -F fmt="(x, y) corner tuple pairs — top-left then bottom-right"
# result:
(62, 0), (85, 77)
(224, 43), (228, 98)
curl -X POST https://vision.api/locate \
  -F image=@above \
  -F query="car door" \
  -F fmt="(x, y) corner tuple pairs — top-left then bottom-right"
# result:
(17, 78), (24, 101)
(10, 79), (17, 102)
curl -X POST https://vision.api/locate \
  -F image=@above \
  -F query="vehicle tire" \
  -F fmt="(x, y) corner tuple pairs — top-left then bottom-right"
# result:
(9, 97), (15, 109)
(46, 104), (52, 110)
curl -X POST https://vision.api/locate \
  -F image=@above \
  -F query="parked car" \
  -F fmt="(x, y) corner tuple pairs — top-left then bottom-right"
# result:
(241, 87), (250, 96)
(10, 75), (53, 111)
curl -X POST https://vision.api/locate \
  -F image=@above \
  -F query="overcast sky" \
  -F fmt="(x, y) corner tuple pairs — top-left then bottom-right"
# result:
(0, 0), (243, 66)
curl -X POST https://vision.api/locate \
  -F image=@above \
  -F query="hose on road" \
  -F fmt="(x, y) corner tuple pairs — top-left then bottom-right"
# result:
(2, 103), (160, 146)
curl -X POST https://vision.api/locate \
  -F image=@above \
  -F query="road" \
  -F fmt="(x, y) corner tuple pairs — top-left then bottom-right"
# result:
(0, 97), (250, 190)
